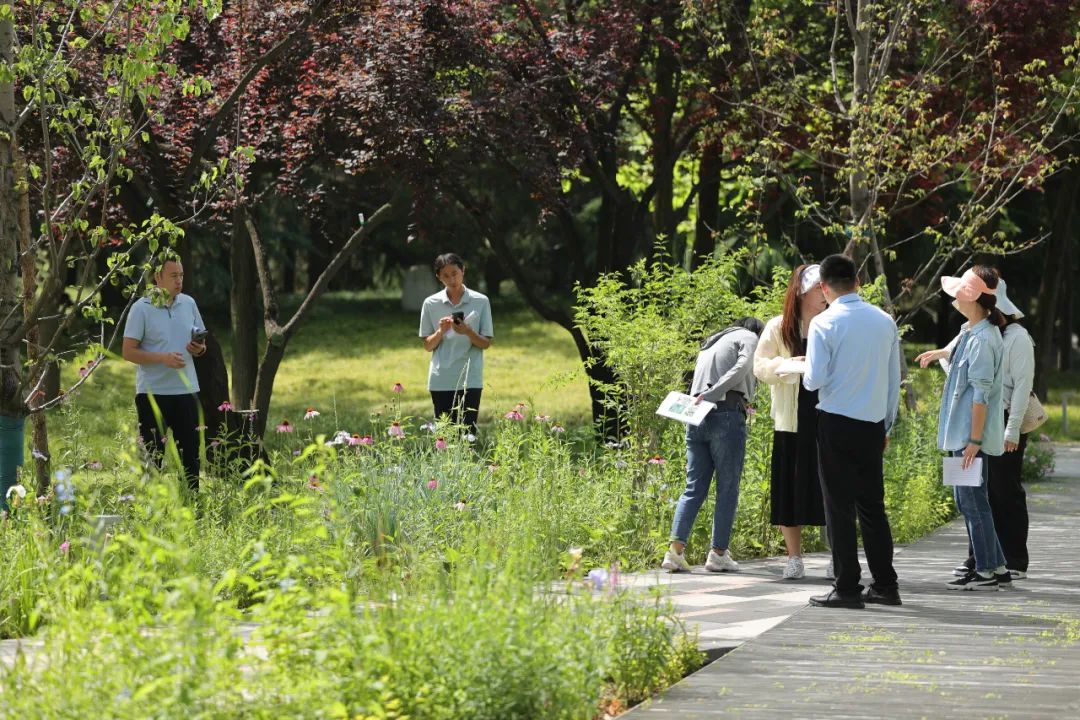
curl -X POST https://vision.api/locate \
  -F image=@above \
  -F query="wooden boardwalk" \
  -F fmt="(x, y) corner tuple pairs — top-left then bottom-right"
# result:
(626, 445), (1080, 719)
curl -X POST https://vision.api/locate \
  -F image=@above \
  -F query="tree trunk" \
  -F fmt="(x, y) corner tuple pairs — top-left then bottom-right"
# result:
(230, 208), (259, 408)
(194, 331), (230, 434)
(842, 0), (873, 272)
(1033, 169), (1077, 397)
(17, 145), (50, 495)
(0, 18), (26, 507)
(693, 140), (721, 268)
(251, 338), (286, 439)
(1059, 229), (1074, 372)
(653, 5), (679, 262)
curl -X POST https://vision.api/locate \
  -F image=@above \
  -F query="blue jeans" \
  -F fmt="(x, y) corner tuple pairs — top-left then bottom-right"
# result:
(670, 408), (747, 549)
(952, 450), (1006, 573)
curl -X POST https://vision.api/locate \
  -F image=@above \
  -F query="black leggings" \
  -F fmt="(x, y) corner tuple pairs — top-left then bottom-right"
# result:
(135, 393), (202, 491)
(430, 388), (482, 435)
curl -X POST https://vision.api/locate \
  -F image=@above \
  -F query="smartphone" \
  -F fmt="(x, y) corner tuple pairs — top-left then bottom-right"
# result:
(191, 327), (209, 343)
(451, 311), (465, 325)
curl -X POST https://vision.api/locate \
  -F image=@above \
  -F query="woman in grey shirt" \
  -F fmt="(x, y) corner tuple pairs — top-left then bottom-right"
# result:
(663, 317), (764, 573)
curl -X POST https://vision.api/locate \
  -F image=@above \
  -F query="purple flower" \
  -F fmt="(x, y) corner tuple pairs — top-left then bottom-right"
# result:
(435, 437), (448, 451)
(551, 423), (566, 434)
(427, 478), (439, 490)
(275, 420), (294, 433)
(86, 460), (103, 471)
(392, 382), (404, 393)
(504, 410), (525, 421)
(647, 455), (666, 465)
(534, 414), (551, 422)
(118, 494), (135, 503)
(388, 422), (405, 439)
(586, 568), (609, 591)
(59, 541), (70, 553)
(304, 408), (320, 420)
(218, 401), (233, 412)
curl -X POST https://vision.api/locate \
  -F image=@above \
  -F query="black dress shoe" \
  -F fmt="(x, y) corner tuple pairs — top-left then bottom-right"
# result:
(862, 586), (902, 606)
(809, 589), (865, 609)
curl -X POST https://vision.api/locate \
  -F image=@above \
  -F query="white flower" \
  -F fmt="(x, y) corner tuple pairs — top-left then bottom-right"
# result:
(5, 484), (26, 501)
(466, 433), (477, 443)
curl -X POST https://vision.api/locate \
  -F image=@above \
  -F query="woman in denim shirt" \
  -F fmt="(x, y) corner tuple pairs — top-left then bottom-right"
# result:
(917, 266), (1010, 591)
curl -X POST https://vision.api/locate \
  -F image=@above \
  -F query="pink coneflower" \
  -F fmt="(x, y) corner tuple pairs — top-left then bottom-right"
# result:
(195, 425), (208, 432)
(218, 401), (233, 412)
(209, 440), (221, 448)
(359, 434), (375, 446)
(647, 455), (666, 465)
(304, 408), (320, 420)
(59, 541), (70, 553)
(454, 500), (468, 512)
(78, 366), (89, 378)
(534, 414), (551, 422)
(551, 423), (566, 434)
(435, 437), (448, 451)
(276, 420), (294, 433)
(504, 409), (525, 421)
(307, 474), (323, 491)
(392, 382), (404, 393)
(86, 460), (103, 471)
(427, 478), (439, 490)
(387, 422), (405, 438)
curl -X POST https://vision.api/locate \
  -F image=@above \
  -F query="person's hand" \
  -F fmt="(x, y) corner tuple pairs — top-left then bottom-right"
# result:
(693, 394), (703, 405)
(1005, 440), (1019, 453)
(160, 352), (186, 368)
(883, 436), (890, 452)
(186, 340), (207, 357)
(438, 316), (454, 332)
(961, 442), (980, 470)
(915, 349), (947, 369)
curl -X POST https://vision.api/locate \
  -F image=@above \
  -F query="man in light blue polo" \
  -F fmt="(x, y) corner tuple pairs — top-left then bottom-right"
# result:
(123, 257), (207, 490)
(803, 253), (901, 609)
(419, 253), (493, 435)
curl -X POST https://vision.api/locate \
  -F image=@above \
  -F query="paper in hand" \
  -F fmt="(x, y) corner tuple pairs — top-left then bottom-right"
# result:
(942, 457), (983, 486)
(775, 358), (808, 377)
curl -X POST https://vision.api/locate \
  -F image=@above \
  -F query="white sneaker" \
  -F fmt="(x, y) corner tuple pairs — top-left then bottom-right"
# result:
(705, 549), (739, 573)
(782, 555), (805, 580)
(661, 549), (692, 573)
(825, 559), (835, 579)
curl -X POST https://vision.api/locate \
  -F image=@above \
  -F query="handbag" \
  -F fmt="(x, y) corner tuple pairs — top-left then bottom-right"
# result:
(1019, 392), (1048, 435)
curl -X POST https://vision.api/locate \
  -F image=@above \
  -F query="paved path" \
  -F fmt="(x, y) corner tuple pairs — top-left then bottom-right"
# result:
(624, 443), (1080, 718)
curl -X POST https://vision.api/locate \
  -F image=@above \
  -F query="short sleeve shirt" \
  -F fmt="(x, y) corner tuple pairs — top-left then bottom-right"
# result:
(124, 293), (205, 395)
(418, 287), (494, 391)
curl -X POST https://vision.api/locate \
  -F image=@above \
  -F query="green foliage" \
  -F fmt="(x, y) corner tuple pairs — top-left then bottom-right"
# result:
(574, 251), (781, 453)
(1022, 439), (1057, 484)
(0, 432), (701, 718)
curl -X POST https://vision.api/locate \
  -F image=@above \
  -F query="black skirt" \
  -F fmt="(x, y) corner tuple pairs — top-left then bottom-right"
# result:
(770, 380), (827, 527)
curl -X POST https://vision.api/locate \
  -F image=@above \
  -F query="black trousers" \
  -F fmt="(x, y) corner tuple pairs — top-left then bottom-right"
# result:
(965, 412), (1029, 572)
(430, 388), (482, 435)
(135, 393), (201, 491)
(817, 411), (898, 595)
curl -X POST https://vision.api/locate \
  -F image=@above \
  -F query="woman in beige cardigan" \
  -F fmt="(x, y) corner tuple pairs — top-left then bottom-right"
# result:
(753, 264), (830, 580)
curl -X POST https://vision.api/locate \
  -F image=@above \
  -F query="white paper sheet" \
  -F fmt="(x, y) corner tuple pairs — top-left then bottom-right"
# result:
(775, 358), (808, 377)
(655, 391), (717, 426)
(942, 457), (984, 486)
